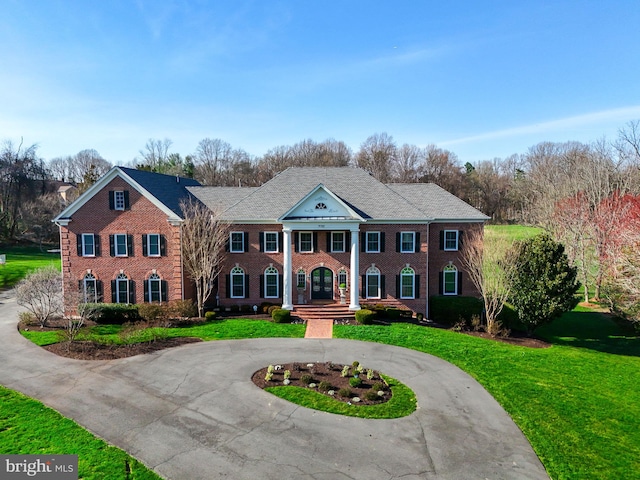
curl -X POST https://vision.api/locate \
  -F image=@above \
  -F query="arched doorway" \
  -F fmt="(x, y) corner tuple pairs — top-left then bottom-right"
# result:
(311, 267), (333, 300)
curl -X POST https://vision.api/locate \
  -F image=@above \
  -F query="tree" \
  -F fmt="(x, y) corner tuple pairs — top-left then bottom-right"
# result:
(507, 233), (579, 334)
(461, 227), (517, 335)
(355, 133), (396, 182)
(180, 199), (229, 317)
(16, 266), (63, 327)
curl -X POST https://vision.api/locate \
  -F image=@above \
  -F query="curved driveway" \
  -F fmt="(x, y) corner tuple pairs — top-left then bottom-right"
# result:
(0, 291), (548, 480)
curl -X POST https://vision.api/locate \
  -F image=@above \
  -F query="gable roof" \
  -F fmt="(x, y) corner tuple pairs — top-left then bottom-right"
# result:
(188, 167), (488, 223)
(53, 166), (201, 223)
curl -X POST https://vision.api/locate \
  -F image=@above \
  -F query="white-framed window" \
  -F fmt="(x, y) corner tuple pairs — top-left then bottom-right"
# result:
(264, 232), (278, 253)
(147, 273), (162, 302)
(366, 265), (381, 299)
(264, 266), (279, 298)
(115, 273), (130, 304)
(338, 269), (348, 288)
(297, 269), (306, 289)
(81, 234), (96, 257)
(400, 266), (415, 299)
(365, 232), (380, 253)
(82, 273), (98, 303)
(146, 234), (161, 257)
(230, 232), (245, 253)
(331, 231), (345, 253)
(114, 234), (128, 256)
(114, 191), (125, 211)
(400, 232), (415, 253)
(230, 266), (245, 298)
(443, 264), (458, 295)
(299, 232), (313, 253)
(444, 230), (459, 251)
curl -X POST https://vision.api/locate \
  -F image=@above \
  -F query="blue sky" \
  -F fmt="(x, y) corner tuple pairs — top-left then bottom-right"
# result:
(1, 1), (639, 164)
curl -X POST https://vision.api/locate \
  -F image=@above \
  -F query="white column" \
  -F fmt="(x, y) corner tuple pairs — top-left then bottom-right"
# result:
(349, 228), (361, 310)
(282, 227), (293, 310)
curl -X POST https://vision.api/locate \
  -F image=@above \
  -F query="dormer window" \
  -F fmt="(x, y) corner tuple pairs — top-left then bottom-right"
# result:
(109, 190), (130, 211)
(315, 202), (327, 210)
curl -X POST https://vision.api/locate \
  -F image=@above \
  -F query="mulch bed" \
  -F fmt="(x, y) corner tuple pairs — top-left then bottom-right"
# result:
(42, 338), (202, 360)
(252, 361), (391, 405)
(463, 330), (551, 348)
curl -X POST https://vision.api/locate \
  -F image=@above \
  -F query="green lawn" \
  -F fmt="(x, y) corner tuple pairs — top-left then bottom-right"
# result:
(485, 224), (544, 242)
(0, 386), (161, 479)
(0, 245), (61, 288)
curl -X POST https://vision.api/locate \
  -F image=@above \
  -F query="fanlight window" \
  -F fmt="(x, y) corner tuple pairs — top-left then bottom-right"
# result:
(315, 202), (327, 210)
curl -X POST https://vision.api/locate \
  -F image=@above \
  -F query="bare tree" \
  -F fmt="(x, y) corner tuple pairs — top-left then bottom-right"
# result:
(137, 138), (173, 171)
(392, 144), (421, 183)
(15, 265), (63, 327)
(180, 199), (229, 317)
(355, 133), (397, 182)
(460, 228), (516, 336)
(418, 144), (464, 196)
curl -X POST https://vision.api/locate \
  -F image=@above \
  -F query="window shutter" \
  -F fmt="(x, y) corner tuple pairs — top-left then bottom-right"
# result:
(124, 190), (130, 209)
(380, 233), (385, 252)
(109, 235), (115, 257)
(127, 235), (134, 256)
(94, 234), (101, 256)
(439, 231), (444, 250)
(128, 280), (135, 304)
(225, 275), (231, 298)
(361, 232), (366, 252)
(244, 275), (250, 298)
(313, 232), (318, 252)
(259, 275), (264, 298)
(361, 275), (366, 297)
(111, 280), (117, 302)
(278, 232), (283, 253)
(396, 232), (401, 252)
(415, 275), (420, 298)
(144, 279), (149, 302)
(76, 234), (82, 256)
(326, 232), (331, 252)
(458, 230), (463, 250)
(345, 231), (351, 249)
(396, 275), (400, 296)
(415, 232), (420, 253)
(279, 275), (283, 298)
(243, 232), (249, 253)
(78, 280), (83, 291)
(381, 275), (386, 297)
(259, 232), (264, 252)
(294, 232), (299, 253)
(142, 235), (148, 256)
(108, 191), (115, 210)
(96, 281), (103, 302)
(458, 271), (463, 295)
(161, 281), (168, 302)
(160, 235), (166, 256)
(438, 272), (443, 295)
(225, 237), (230, 252)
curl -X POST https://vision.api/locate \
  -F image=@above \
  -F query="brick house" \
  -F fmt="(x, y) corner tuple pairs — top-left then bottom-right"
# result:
(54, 166), (489, 317)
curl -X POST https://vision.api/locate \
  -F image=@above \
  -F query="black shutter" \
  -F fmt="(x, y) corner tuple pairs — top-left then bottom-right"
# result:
(278, 232), (283, 253)
(279, 275), (283, 298)
(361, 275), (366, 298)
(415, 232), (420, 253)
(361, 232), (366, 252)
(458, 271), (463, 295)
(439, 230), (444, 250)
(439, 272), (443, 295)
(76, 234), (82, 256)
(96, 281), (103, 302)
(142, 235), (148, 256)
(143, 278), (149, 302)
(94, 234), (101, 256)
(396, 275), (400, 296)
(243, 232), (249, 252)
(259, 232), (264, 252)
(108, 191), (115, 210)
(380, 232), (385, 252)
(415, 275), (420, 299)
(127, 235), (134, 257)
(381, 275), (386, 297)
(225, 275), (231, 298)
(326, 232), (332, 252)
(396, 232), (401, 252)
(294, 232), (299, 252)
(244, 275), (250, 298)
(160, 235), (166, 256)
(225, 237), (230, 252)
(457, 230), (463, 250)
(78, 280), (83, 291)
(109, 235), (115, 257)
(111, 280), (117, 302)
(345, 231), (351, 249)
(313, 232), (318, 252)
(161, 281), (168, 302)
(259, 275), (264, 298)
(124, 190), (130, 209)
(128, 280), (135, 304)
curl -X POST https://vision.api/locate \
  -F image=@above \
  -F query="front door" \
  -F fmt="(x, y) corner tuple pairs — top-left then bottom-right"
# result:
(311, 267), (333, 300)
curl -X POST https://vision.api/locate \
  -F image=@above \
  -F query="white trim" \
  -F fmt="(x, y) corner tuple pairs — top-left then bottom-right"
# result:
(230, 266), (245, 298)
(278, 184), (366, 222)
(444, 230), (459, 251)
(147, 233), (161, 257)
(114, 233), (128, 257)
(330, 231), (346, 253)
(365, 231), (381, 253)
(443, 265), (458, 295)
(229, 231), (245, 253)
(399, 266), (415, 299)
(400, 231), (416, 253)
(81, 233), (96, 257)
(298, 231), (313, 253)
(365, 265), (381, 299)
(263, 231), (279, 253)
(264, 266), (279, 298)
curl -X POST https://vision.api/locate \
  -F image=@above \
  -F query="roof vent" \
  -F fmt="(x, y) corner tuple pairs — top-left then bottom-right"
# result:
(176, 175), (180, 183)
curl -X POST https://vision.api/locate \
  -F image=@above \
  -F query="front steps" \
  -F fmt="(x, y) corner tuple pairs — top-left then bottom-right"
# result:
(293, 303), (355, 323)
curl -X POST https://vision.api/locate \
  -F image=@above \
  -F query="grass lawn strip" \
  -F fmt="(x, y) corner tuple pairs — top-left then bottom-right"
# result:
(0, 246), (61, 289)
(0, 386), (161, 480)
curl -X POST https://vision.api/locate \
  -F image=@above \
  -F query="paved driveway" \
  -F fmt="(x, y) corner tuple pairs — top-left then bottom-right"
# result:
(0, 291), (548, 479)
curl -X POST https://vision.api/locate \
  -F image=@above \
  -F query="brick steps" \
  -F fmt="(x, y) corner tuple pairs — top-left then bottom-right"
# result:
(293, 304), (355, 322)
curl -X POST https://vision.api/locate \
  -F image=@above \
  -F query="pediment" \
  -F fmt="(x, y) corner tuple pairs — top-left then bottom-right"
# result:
(279, 184), (364, 221)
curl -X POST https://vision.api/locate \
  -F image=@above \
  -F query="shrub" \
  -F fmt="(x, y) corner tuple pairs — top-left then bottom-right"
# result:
(365, 390), (381, 401)
(229, 305), (240, 313)
(340, 365), (350, 377)
(355, 309), (376, 325)
(18, 311), (36, 326)
(371, 382), (386, 392)
(416, 312), (424, 322)
(385, 308), (402, 320)
(204, 311), (217, 321)
(267, 305), (280, 315)
(240, 304), (252, 313)
(429, 296), (483, 326)
(300, 374), (314, 385)
(318, 381), (332, 392)
(137, 303), (166, 323)
(90, 304), (140, 324)
(349, 376), (362, 388)
(15, 266), (63, 327)
(337, 387), (352, 398)
(168, 299), (197, 318)
(271, 308), (291, 323)
(283, 370), (291, 380)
